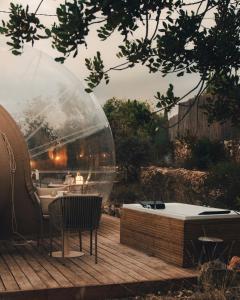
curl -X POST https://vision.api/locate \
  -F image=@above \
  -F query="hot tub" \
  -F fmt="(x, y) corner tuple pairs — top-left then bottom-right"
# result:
(120, 203), (240, 267)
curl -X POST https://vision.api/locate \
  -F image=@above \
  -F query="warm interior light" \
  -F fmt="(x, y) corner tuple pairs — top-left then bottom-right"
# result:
(75, 172), (83, 184)
(30, 160), (36, 168)
(48, 147), (67, 166)
(48, 148), (55, 160)
(55, 155), (60, 161)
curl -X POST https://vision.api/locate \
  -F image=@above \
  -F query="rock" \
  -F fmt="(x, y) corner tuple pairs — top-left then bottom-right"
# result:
(227, 256), (240, 272)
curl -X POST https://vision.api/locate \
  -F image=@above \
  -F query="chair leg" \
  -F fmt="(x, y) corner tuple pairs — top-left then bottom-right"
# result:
(79, 230), (82, 251)
(50, 222), (53, 257)
(37, 226), (40, 247)
(62, 229), (65, 258)
(37, 232), (41, 248)
(90, 230), (93, 255)
(37, 217), (43, 248)
(95, 229), (98, 264)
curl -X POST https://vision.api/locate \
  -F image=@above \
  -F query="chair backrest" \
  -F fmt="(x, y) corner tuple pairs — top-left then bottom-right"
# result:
(49, 195), (102, 230)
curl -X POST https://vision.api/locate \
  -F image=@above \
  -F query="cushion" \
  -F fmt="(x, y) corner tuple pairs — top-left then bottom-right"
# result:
(37, 186), (67, 196)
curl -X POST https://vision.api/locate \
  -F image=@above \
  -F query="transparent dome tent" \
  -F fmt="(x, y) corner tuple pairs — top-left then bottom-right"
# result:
(0, 44), (115, 206)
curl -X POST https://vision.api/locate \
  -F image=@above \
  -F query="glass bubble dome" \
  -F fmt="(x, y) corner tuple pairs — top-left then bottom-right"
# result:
(0, 44), (115, 203)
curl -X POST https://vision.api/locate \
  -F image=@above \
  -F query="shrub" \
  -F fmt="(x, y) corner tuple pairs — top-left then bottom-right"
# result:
(103, 98), (171, 181)
(206, 162), (240, 210)
(183, 137), (226, 170)
(108, 182), (146, 205)
(116, 135), (152, 181)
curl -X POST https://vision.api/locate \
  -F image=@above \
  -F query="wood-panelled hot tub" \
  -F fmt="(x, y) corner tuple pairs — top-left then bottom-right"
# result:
(120, 203), (240, 267)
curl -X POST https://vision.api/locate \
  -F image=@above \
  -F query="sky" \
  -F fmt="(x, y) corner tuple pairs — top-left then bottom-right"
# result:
(0, 0), (210, 117)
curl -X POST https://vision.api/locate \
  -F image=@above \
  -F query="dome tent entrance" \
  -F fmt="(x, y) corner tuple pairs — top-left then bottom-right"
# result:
(0, 105), (40, 238)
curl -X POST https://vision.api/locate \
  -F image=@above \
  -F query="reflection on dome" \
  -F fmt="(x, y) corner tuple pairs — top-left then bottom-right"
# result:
(0, 45), (115, 204)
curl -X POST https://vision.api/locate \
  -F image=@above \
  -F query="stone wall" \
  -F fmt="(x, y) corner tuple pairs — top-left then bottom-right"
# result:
(173, 139), (191, 167)
(141, 166), (208, 205)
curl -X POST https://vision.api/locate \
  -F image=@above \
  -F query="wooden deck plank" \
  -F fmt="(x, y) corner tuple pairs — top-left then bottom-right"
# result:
(110, 240), (196, 278)
(26, 246), (73, 288)
(0, 214), (197, 299)
(93, 242), (174, 280)
(56, 259), (98, 286)
(90, 233), (189, 279)
(70, 235), (162, 281)
(0, 244), (32, 291)
(20, 244), (60, 289)
(69, 235), (149, 281)
(69, 218), (195, 281)
(40, 240), (97, 287)
(49, 242), (99, 286)
(7, 243), (47, 290)
(70, 229), (195, 282)
(0, 278), (5, 292)
(42, 257), (88, 287)
(68, 257), (116, 285)
(0, 276), (5, 292)
(77, 257), (125, 284)
(50, 239), (127, 284)
(0, 256), (19, 291)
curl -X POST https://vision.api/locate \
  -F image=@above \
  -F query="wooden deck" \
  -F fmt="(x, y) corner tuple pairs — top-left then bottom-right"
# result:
(0, 215), (197, 300)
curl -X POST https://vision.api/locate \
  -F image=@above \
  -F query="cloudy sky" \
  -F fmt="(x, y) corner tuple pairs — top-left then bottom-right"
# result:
(0, 0), (210, 117)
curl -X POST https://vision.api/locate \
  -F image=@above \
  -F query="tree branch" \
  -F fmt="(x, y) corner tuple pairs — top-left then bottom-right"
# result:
(166, 79), (206, 129)
(197, 0), (205, 14)
(145, 11), (149, 40)
(35, 0), (44, 15)
(105, 61), (130, 73)
(182, 0), (207, 6)
(89, 18), (107, 26)
(150, 8), (161, 41)
(152, 78), (203, 115)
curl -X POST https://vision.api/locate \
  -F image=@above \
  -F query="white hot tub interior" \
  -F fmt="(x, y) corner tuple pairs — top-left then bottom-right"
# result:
(123, 203), (239, 220)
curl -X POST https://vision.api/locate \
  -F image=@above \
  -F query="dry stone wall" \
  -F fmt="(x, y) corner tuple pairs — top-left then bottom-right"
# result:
(141, 166), (208, 205)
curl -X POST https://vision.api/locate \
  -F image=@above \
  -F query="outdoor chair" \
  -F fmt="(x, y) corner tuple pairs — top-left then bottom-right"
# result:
(34, 186), (69, 244)
(34, 191), (49, 247)
(34, 188), (68, 246)
(48, 194), (102, 263)
(36, 186), (67, 214)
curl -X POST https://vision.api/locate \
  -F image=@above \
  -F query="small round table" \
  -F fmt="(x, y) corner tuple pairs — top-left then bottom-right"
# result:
(51, 232), (85, 258)
(198, 236), (224, 264)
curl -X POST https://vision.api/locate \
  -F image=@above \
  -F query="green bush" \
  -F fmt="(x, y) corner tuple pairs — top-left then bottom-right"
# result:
(184, 137), (226, 170)
(109, 182), (146, 205)
(206, 162), (240, 210)
(117, 136), (152, 181)
(103, 98), (170, 181)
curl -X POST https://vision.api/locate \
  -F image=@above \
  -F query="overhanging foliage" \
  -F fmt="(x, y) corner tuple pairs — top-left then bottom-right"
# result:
(0, 1), (239, 124)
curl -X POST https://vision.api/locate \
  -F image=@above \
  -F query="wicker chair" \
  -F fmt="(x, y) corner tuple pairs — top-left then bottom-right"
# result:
(48, 194), (102, 263)
(34, 191), (49, 247)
